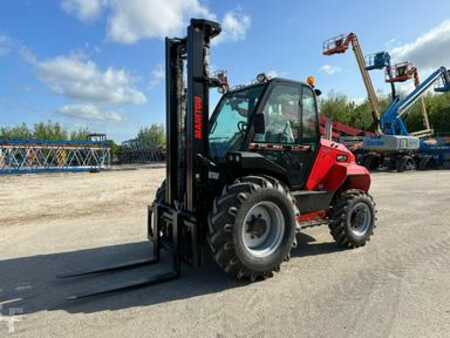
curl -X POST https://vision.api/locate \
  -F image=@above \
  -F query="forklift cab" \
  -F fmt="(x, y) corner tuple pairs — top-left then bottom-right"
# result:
(209, 78), (321, 189)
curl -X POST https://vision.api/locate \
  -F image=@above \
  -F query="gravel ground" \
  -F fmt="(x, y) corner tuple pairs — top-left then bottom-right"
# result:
(0, 168), (449, 337)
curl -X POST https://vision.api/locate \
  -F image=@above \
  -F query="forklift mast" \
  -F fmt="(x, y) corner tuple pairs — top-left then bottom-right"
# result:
(165, 19), (221, 212)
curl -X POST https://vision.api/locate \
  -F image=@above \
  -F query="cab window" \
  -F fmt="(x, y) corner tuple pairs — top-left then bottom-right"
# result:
(254, 85), (301, 144)
(301, 86), (319, 143)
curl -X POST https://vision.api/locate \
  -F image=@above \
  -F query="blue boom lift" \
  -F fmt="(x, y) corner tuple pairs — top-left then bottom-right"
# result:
(366, 52), (432, 137)
(363, 64), (450, 171)
(323, 34), (450, 171)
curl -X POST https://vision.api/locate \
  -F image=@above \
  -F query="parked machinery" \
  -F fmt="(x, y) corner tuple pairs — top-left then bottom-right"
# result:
(370, 57), (432, 138)
(324, 33), (450, 171)
(119, 138), (165, 164)
(363, 66), (450, 171)
(59, 19), (377, 300)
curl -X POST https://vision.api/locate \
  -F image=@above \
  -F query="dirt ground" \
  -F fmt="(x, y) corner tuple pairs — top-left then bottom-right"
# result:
(1, 168), (450, 337)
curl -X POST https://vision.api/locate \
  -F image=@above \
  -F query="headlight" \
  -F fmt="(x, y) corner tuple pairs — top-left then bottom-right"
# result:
(336, 155), (348, 162)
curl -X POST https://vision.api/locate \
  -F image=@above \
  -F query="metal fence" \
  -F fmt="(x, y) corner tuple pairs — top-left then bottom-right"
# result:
(0, 140), (111, 175)
(118, 138), (165, 164)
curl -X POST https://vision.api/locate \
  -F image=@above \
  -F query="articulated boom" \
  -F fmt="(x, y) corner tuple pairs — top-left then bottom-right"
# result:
(381, 66), (450, 136)
(323, 33), (382, 132)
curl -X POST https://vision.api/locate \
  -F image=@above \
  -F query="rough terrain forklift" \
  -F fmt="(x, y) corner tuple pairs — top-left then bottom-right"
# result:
(60, 19), (376, 300)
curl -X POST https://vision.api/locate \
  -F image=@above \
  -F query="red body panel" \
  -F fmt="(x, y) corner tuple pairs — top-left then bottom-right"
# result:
(319, 116), (375, 142)
(305, 139), (371, 192)
(297, 210), (327, 223)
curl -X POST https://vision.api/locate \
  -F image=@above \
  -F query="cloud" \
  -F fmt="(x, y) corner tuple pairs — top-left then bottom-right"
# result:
(384, 38), (400, 50)
(56, 104), (124, 122)
(0, 35), (13, 56)
(266, 70), (287, 78)
(351, 97), (367, 105)
(391, 20), (450, 70)
(213, 10), (251, 44)
(62, 0), (251, 45)
(149, 64), (165, 88)
(32, 53), (146, 105)
(319, 64), (342, 75)
(106, 0), (213, 44)
(61, 0), (107, 22)
(395, 79), (417, 98)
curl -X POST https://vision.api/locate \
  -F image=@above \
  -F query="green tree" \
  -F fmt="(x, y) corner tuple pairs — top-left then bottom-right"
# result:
(137, 124), (165, 147)
(319, 90), (450, 135)
(0, 121), (95, 142)
(319, 91), (352, 124)
(33, 121), (68, 141)
(69, 127), (91, 141)
(0, 123), (32, 140)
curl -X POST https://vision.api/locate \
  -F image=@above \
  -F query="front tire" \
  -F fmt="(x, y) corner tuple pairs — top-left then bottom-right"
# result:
(329, 189), (376, 248)
(208, 176), (298, 281)
(153, 180), (166, 203)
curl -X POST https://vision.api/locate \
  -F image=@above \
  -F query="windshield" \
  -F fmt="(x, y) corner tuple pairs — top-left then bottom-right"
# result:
(209, 85), (264, 159)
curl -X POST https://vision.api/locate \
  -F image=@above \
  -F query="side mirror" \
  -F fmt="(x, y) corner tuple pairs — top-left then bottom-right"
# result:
(314, 89), (322, 97)
(253, 114), (265, 134)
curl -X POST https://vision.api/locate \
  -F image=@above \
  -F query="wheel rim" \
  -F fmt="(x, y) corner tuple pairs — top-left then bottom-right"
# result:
(349, 202), (372, 237)
(242, 201), (285, 258)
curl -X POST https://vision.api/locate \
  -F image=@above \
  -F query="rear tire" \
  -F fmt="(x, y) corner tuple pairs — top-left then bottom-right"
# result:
(418, 156), (432, 170)
(208, 176), (298, 281)
(329, 189), (376, 248)
(396, 155), (416, 172)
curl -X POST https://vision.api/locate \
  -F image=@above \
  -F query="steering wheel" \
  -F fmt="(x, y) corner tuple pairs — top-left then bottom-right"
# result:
(237, 121), (248, 133)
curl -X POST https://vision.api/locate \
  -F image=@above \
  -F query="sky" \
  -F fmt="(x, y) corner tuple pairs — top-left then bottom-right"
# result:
(1, 0), (450, 142)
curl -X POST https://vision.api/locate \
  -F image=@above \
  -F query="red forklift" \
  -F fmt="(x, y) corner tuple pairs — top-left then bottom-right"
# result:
(60, 19), (377, 300)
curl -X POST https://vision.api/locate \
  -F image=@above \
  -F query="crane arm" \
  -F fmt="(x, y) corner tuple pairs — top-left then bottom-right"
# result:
(347, 34), (382, 133)
(412, 69), (432, 132)
(397, 67), (448, 118)
(323, 33), (382, 133)
(381, 66), (450, 135)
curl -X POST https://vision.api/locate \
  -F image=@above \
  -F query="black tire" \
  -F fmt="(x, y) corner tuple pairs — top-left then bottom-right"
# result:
(329, 189), (376, 248)
(362, 154), (379, 171)
(148, 180), (166, 239)
(396, 155), (416, 172)
(442, 161), (450, 170)
(418, 156), (432, 170)
(208, 176), (298, 281)
(152, 180), (166, 204)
